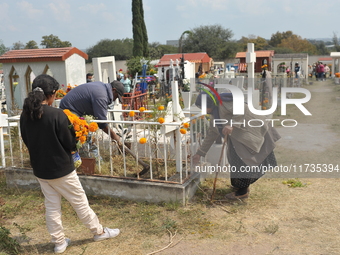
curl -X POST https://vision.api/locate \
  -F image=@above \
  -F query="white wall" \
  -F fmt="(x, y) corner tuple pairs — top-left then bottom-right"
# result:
(2, 55), (86, 114)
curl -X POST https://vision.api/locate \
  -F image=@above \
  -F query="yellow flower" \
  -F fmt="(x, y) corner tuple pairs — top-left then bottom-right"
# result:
(139, 107), (146, 112)
(183, 122), (190, 128)
(158, 105), (165, 111)
(158, 117), (165, 124)
(180, 129), (187, 134)
(88, 122), (98, 132)
(129, 111), (135, 117)
(139, 138), (147, 144)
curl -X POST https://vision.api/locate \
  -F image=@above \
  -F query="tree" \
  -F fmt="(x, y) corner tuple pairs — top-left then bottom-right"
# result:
(86, 38), (133, 63)
(269, 31), (294, 47)
(238, 35), (269, 51)
(148, 42), (177, 59)
(182, 24), (234, 60)
(0, 39), (8, 56)
(12, 41), (25, 50)
(25, 40), (39, 49)
(278, 35), (317, 54)
(41, 34), (72, 48)
(332, 32), (340, 51)
(132, 0), (148, 57)
(126, 56), (149, 77)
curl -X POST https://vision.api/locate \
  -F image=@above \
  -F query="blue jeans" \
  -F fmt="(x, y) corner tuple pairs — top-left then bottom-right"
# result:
(318, 72), (324, 80)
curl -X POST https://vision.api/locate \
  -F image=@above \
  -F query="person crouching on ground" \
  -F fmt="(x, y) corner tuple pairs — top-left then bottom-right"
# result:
(192, 92), (281, 200)
(20, 74), (120, 254)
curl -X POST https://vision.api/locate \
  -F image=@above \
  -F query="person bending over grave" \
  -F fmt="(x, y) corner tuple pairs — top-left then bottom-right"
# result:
(60, 80), (124, 145)
(192, 92), (281, 200)
(20, 74), (120, 254)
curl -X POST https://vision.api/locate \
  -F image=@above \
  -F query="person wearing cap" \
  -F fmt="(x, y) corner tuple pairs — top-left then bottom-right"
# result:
(59, 80), (124, 143)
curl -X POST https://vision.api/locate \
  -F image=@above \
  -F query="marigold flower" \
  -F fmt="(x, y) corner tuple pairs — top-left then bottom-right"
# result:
(79, 136), (87, 144)
(262, 107), (267, 110)
(158, 117), (165, 124)
(88, 122), (98, 132)
(180, 128), (187, 134)
(129, 111), (135, 117)
(183, 122), (190, 128)
(158, 105), (165, 111)
(139, 138), (147, 144)
(74, 124), (80, 131)
(139, 107), (146, 112)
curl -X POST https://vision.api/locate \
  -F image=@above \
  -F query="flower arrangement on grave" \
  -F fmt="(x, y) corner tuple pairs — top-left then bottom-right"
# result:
(335, 73), (340, 78)
(182, 78), (190, 92)
(55, 84), (78, 99)
(261, 64), (268, 70)
(63, 109), (99, 168)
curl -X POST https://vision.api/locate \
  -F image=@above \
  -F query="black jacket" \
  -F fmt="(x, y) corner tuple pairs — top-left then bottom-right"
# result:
(20, 105), (77, 179)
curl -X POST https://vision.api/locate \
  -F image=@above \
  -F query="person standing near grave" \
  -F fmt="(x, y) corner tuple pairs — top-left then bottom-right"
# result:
(317, 62), (325, 81)
(324, 64), (330, 79)
(59, 80), (124, 143)
(20, 74), (120, 254)
(192, 92), (280, 200)
(121, 73), (132, 93)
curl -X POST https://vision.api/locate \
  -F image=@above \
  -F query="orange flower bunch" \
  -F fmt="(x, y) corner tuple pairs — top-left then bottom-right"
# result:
(63, 109), (99, 149)
(335, 73), (340, 78)
(56, 89), (66, 98)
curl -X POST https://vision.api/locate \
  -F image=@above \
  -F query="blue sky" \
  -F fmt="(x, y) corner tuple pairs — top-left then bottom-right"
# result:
(0, 0), (339, 51)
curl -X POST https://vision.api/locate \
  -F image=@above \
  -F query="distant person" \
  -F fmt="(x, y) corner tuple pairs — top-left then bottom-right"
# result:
(317, 62), (325, 81)
(120, 74), (132, 93)
(324, 64), (330, 79)
(294, 63), (300, 79)
(86, 73), (93, 83)
(20, 74), (120, 254)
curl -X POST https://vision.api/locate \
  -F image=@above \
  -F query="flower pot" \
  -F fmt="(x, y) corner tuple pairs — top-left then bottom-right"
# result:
(79, 158), (96, 175)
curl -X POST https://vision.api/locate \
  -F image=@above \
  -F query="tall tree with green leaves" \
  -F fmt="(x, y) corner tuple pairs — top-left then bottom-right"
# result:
(25, 40), (39, 49)
(0, 39), (8, 55)
(182, 24), (236, 60)
(132, 0), (148, 57)
(41, 34), (72, 48)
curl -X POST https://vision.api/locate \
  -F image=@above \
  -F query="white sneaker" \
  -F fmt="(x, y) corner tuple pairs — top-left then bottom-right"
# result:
(93, 227), (120, 242)
(54, 238), (71, 253)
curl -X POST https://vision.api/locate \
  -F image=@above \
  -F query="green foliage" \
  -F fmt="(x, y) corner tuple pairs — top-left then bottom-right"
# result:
(238, 35), (269, 51)
(182, 24), (235, 60)
(86, 38), (133, 63)
(282, 179), (307, 188)
(148, 42), (177, 59)
(0, 39), (8, 56)
(132, 0), (148, 57)
(40, 34), (72, 48)
(0, 226), (22, 255)
(25, 40), (39, 49)
(12, 41), (24, 50)
(126, 56), (149, 77)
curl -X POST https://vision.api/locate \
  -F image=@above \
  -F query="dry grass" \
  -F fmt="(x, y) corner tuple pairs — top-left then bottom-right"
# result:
(1, 79), (340, 254)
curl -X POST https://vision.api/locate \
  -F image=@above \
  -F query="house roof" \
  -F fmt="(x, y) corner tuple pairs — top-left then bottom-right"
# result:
(155, 52), (211, 67)
(0, 47), (88, 63)
(235, 50), (274, 58)
(273, 53), (308, 59)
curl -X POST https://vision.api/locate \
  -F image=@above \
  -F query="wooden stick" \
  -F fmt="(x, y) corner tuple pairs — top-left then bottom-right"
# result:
(210, 134), (228, 201)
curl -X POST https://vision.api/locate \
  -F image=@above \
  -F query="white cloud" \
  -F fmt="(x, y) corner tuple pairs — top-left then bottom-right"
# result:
(78, 3), (106, 14)
(48, 0), (72, 22)
(17, 1), (42, 20)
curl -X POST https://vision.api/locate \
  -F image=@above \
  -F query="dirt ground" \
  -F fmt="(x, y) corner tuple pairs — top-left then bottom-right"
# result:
(1, 79), (340, 255)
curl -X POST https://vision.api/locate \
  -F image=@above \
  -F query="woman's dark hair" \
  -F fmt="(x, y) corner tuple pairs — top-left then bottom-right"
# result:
(22, 74), (59, 120)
